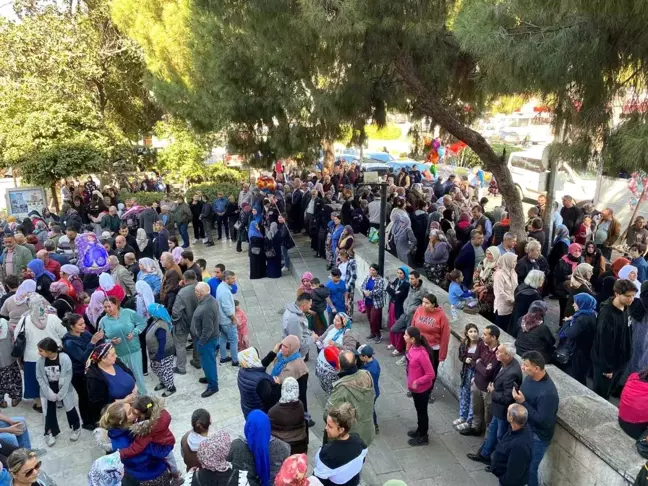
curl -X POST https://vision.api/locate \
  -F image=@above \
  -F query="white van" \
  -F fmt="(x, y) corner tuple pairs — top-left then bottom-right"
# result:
(507, 147), (597, 202)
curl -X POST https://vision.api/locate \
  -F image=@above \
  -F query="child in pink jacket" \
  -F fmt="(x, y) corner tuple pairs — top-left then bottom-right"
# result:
(234, 300), (249, 350)
(404, 326), (436, 447)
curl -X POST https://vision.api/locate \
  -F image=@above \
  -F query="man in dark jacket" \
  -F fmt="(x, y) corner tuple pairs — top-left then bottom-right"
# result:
(515, 240), (550, 285)
(174, 197), (193, 248)
(467, 343), (522, 464)
(454, 230), (485, 289)
(591, 279), (636, 399)
(200, 195), (215, 246)
(172, 270), (199, 375)
(190, 193), (205, 243)
(560, 195), (581, 235)
(190, 282), (220, 398)
(462, 325), (501, 436)
(138, 203), (160, 236)
(152, 221), (169, 260)
(487, 403), (533, 486)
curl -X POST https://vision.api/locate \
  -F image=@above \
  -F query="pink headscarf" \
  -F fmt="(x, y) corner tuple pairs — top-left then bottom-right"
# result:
(172, 247), (184, 265)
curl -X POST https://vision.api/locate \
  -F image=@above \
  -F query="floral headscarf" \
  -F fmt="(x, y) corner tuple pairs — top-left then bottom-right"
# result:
(197, 430), (233, 472)
(279, 377), (300, 404)
(139, 257), (163, 280)
(520, 300), (548, 332)
(87, 291), (107, 327)
(87, 343), (113, 370)
(88, 452), (124, 486)
(50, 281), (69, 298)
(275, 454), (309, 486)
(15, 279), (37, 305)
(238, 347), (264, 368)
(26, 295), (55, 330)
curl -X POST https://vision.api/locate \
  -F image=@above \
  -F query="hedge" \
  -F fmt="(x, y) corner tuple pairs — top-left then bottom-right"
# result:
(185, 182), (241, 201)
(118, 191), (168, 206)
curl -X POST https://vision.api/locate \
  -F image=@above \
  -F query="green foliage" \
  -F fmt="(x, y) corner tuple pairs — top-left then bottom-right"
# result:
(0, 0), (160, 189)
(185, 183), (242, 201)
(153, 119), (210, 184)
(118, 190), (165, 206)
(206, 165), (247, 185)
(604, 116), (648, 172)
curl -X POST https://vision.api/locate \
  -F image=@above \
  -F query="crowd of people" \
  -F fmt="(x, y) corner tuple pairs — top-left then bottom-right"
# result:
(0, 162), (646, 486)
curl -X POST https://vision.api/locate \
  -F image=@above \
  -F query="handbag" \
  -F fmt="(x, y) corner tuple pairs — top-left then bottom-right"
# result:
(357, 299), (366, 313)
(552, 343), (572, 366)
(251, 247), (261, 255)
(11, 316), (27, 359)
(233, 221), (242, 230)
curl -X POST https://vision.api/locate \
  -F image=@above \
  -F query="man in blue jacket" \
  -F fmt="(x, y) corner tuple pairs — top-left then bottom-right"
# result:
(215, 270), (239, 366)
(487, 403), (533, 486)
(358, 344), (381, 434)
(454, 229), (485, 289)
(212, 192), (229, 240)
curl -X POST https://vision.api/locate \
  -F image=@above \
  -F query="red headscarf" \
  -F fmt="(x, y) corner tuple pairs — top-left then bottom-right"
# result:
(275, 454), (309, 486)
(611, 257), (630, 277)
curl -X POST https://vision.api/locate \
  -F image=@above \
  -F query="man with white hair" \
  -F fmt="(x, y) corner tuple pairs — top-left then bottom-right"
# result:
(487, 403), (533, 485)
(238, 183), (253, 208)
(108, 255), (135, 297)
(190, 281), (221, 397)
(159, 204), (176, 235)
(467, 342), (522, 465)
(497, 232), (517, 255)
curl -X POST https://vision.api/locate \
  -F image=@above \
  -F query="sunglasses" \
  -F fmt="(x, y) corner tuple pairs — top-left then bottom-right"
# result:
(24, 461), (42, 476)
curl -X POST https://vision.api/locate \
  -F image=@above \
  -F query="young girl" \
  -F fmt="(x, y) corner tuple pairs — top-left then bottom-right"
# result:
(181, 409), (211, 472)
(196, 259), (210, 283)
(447, 270), (474, 309)
(145, 303), (176, 397)
(120, 396), (179, 479)
(36, 337), (81, 447)
(454, 324), (480, 432)
(234, 300), (249, 350)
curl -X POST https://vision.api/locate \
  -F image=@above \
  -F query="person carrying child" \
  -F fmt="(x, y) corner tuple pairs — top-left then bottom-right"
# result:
(35, 337), (82, 447)
(308, 278), (330, 335)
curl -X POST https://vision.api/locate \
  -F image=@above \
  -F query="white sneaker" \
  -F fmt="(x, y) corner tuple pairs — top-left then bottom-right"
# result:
(395, 356), (407, 366)
(281, 266), (290, 272)
(70, 428), (81, 442)
(202, 238), (208, 243)
(386, 344), (395, 350)
(45, 433), (56, 447)
(391, 349), (402, 356)
(191, 239), (199, 245)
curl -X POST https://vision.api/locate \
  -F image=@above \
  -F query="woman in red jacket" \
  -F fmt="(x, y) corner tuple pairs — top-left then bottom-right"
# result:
(410, 293), (451, 375)
(404, 326), (436, 447)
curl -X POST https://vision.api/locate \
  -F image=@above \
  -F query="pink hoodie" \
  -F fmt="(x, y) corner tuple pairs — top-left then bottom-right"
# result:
(406, 346), (436, 393)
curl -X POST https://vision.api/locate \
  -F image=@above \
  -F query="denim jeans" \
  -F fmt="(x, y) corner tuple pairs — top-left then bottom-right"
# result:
(529, 433), (549, 486)
(480, 416), (509, 457)
(0, 418), (31, 449)
(281, 245), (291, 269)
(178, 223), (190, 248)
(219, 323), (239, 363)
(196, 339), (219, 390)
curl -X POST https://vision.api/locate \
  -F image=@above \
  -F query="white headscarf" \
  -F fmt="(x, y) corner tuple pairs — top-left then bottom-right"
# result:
(279, 377), (300, 404)
(139, 257), (163, 280)
(99, 272), (115, 291)
(136, 280), (155, 318)
(15, 280), (37, 305)
(136, 228), (149, 253)
(619, 265), (641, 293)
(479, 246), (501, 281)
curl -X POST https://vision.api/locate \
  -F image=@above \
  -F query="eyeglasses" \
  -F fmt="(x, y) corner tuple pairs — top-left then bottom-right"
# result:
(24, 461), (42, 477)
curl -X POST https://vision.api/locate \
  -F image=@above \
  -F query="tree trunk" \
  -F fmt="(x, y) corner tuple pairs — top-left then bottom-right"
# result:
(393, 53), (526, 239)
(620, 185), (646, 243)
(322, 139), (335, 172)
(50, 183), (60, 213)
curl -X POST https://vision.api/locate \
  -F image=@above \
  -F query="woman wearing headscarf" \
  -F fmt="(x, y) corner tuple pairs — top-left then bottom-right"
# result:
(134, 228), (154, 260)
(0, 280), (23, 409)
(190, 430), (248, 486)
(172, 246), (184, 266)
(440, 208), (454, 234)
(514, 301), (555, 364)
(583, 241), (606, 290)
(98, 296), (148, 394)
(275, 454), (322, 486)
(98, 272), (126, 303)
(327, 213), (344, 270)
(547, 224), (571, 291)
(557, 293), (597, 385)
(492, 252), (519, 334)
(563, 263), (595, 321)
(315, 345), (340, 396)
(510, 270), (545, 338)
(265, 220), (283, 279)
(619, 265), (642, 294)
(0, 280), (33, 332)
(315, 312), (355, 351)
(60, 264), (83, 299)
(268, 377), (308, 455)
(337, 226), (354, 256)
(228, 410), (290, 486)
(88, 452), (124, 486)
(424, 229), (450, 286)
(455, 212), (473, 246)
(296, 272), (313, 297)
(145, 303), (176, 397)
(16, 296), (66, 411)
(386, 267), (410, 347)
(249, 218), (267, 280)
(26, 259), (55, 303)
(472, 246), (501, 321)
(553, 243), (582, 323)
(237, 347), (277, 418)
(49, 281), (75, 319)
(137, 257), (162, 296)
(390, 212), (417, 267)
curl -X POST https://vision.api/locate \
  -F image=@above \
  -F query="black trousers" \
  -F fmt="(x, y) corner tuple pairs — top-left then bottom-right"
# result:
(193, 218), (205, 239)
(618, 418), (648, 440)
(139, 332), (148, 375)
(45, 399), (80, 437)
(412, 387), (432, 437)
(592, 364), (625, 399)
(216, 214), (229, 239)
(71, 373), (92, 427)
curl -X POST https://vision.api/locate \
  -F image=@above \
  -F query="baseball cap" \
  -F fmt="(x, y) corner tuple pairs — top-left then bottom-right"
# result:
(358, 344), (374, 357)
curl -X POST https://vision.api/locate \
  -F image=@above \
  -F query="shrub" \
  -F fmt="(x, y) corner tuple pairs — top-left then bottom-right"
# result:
(206, 164), (247, 184)
(186, 182), (241, 201)
(118, 191), (168, 206)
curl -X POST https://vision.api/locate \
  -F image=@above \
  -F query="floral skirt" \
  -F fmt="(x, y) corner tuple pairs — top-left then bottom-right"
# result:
(425, 263), (448, 288)
(0, 361), (22, 401)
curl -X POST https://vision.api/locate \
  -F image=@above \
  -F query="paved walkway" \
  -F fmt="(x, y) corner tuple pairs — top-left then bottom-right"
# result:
(12, 235), (500, 486)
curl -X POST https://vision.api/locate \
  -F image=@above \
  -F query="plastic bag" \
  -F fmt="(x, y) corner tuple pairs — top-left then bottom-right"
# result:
(368, 227), (379, 243)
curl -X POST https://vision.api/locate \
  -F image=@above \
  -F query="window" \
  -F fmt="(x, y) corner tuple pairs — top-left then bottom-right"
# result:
(510, 156), (545, 173)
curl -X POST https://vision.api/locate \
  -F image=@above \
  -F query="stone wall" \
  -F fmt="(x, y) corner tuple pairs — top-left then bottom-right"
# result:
(348, 234), (645, 486)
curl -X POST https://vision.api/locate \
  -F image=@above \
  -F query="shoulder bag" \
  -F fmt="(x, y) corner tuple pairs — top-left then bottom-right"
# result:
(11, 316), (27, 359)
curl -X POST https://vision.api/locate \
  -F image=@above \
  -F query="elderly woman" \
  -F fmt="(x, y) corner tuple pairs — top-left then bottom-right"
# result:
(136, 257), (162, 297)
(514, 301), (555, 364)
(261, 336), (310, 425)
(564, 263), (595, 320)
(553, 243), (583, 323)
(424, 229), (450, 286)
(98, 297), (148, 394)
(16, 297), (66, 412)
(146, 303), (176, 397)
(266, 220), (283, 279)
(515, 239), (550, 286)
(337, 225), (355, 256)
(315, 312), (355, 351)
(237, 348), (277, 418)
(509, 270), (545, 338)
(268, 378), (308, 455)
(0, 280), (33, 332)
(557, 293), (597, 385)
(59, 264), (83, 299)
(390, 212), (417, 267)
(191, 430), (248, 485)
(49, 281), (76, 319)
(547, 224), (571, 291)
(88, 452), (124, 486)
(228, 410), (290, 486)
(248, 217), (267, 280)
(26, 259), (55, 303)
(492, 253), (519, 334)
(98, 272), (126, 304)
(85, 343), (136, 428)
(472, 246), (501, 321)
(135, 228), (154, 260)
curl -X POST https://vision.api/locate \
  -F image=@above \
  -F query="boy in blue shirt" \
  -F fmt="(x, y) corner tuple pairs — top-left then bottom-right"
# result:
(325, 268), (348, 324)
(358, 344), (381, 434)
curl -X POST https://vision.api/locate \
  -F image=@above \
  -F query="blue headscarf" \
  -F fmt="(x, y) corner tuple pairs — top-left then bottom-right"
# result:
(271, 336), (301, 377)
(28, 259), (56, 281)
(559, 293), (597, 339)
(553, 224), (570, 247)
(331, 312), (352, 342)
(148, 303), (172, 330)
(398, 266), (410, 280)
(248, 220), (263, 239)
(244, 410), (271, 486)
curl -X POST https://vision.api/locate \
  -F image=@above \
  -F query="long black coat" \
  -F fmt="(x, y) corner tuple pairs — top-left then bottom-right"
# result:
(509, 284), (543, 338)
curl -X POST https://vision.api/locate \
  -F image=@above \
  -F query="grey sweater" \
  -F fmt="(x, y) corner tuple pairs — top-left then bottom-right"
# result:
(138, 207), (159, 234)
(228, 437), (290, 486)
(190, 295), (220, 345)
(282, 303), (313, 357)
(172, 283), (198, 334)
